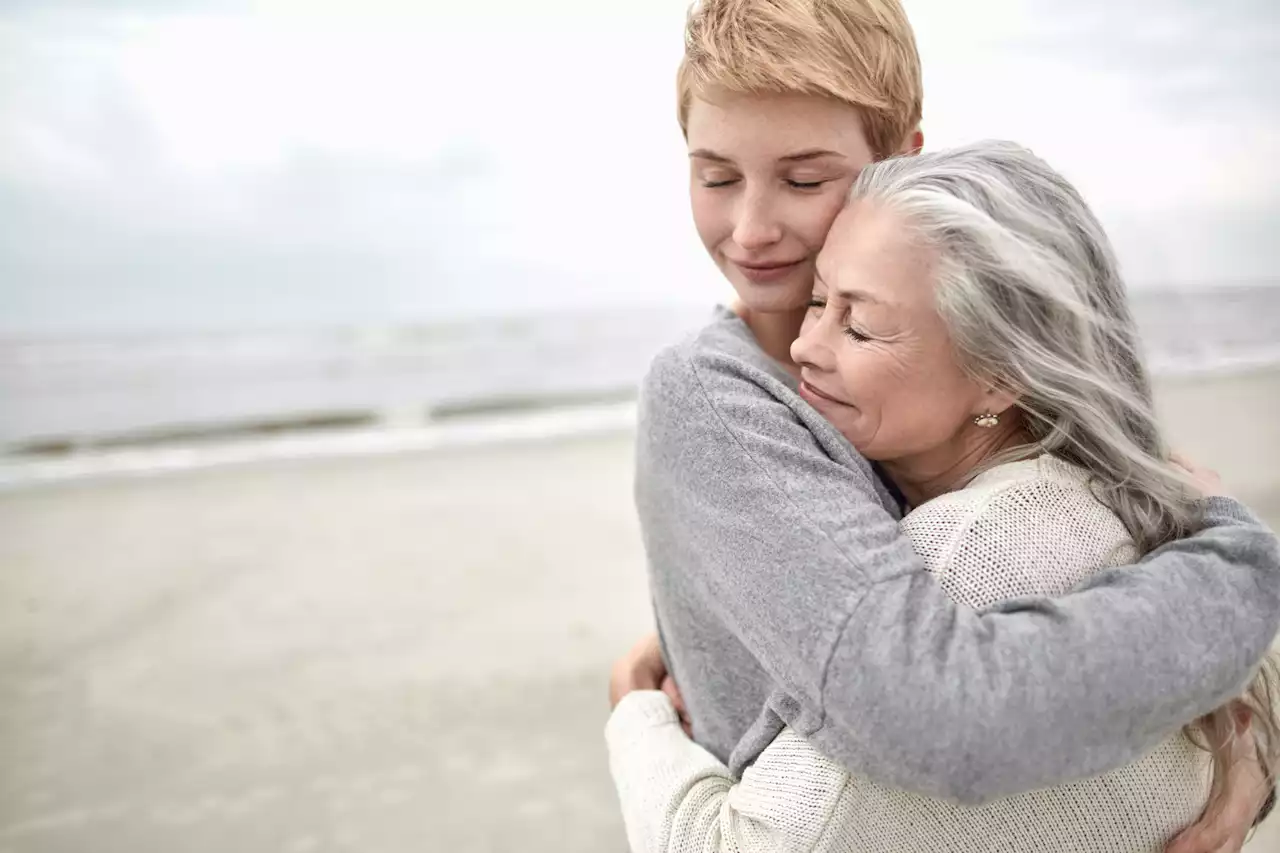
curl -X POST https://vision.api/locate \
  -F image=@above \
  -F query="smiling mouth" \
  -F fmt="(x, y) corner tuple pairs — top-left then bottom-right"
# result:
(799, 380), (850, 406)
(732, 259), (805, 282)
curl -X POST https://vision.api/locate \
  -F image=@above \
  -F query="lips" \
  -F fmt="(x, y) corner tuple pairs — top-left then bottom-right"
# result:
(730, 258), (805, 283)
(799, 380), (851, 407)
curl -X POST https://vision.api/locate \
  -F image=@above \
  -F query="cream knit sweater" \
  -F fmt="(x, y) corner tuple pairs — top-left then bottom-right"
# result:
(607, 456), (1213, 853)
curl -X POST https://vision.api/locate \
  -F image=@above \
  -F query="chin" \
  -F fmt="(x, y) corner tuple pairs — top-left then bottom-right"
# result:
(834, 423), (877, 458)
(853, 445), (886, 461)
(729, 275), (812, 314)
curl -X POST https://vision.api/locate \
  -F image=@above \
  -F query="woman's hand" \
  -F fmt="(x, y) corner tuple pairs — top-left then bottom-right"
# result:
(1166, 705), (1272, 853)
(1170, 451), (1228, 500)
(609, 633), (695, 736)
(609, 633), (669, 708)
(661, 674), (693, 737)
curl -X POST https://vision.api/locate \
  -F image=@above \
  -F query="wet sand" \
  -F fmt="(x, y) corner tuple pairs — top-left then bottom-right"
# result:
(0, 433), (652, 852)
(1, 367), (1278, 852)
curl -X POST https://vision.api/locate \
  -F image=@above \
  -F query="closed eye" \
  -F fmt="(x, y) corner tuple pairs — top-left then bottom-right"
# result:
(843, 326), (873, 343)
(811, 298), (873, 342)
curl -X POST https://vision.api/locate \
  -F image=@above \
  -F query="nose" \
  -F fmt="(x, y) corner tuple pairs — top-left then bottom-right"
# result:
(791, 313), (836, 373)
(732, 189), (783, 251)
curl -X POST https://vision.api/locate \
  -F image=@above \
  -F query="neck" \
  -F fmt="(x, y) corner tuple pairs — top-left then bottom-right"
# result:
(881, 415), (1033, 507)
(739, 305), (807, 374)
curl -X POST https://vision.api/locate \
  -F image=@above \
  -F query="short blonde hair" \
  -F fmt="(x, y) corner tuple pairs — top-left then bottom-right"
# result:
(677, 0), (924, 159)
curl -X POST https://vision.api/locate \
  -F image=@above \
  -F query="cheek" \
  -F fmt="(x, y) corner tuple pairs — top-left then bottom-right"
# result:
(857, 362), (979, 454)
(797, 189), (854, 251)
(690, 188), (728, 250)
(830, 351), (951, 449)
(835, 352), (897, 416)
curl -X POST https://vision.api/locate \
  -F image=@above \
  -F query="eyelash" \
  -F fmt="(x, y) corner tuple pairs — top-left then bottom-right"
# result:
(844, 326), (872, 343)
(699, 179), (828, 190)
(807, 298), (872, 343)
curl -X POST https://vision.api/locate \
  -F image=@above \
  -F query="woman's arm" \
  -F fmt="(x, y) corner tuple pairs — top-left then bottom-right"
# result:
(609, 641), (1274, 853)
(606, 691), (848, 853)
(610, 473), (1266, 853)
(640, 336), (1280, 805)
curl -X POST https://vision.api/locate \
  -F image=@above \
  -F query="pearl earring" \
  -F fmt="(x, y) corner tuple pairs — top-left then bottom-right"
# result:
(974, 412), (1000, 429)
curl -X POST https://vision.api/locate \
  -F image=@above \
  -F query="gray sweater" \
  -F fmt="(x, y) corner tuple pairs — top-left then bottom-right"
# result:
(636, 307), (1280, 806)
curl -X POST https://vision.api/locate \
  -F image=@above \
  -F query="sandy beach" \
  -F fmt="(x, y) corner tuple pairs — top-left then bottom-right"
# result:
(1, 367), (1279, 852)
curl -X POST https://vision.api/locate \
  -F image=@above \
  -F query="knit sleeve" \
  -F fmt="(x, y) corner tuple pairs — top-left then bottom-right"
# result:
(643, 333), (1280, 805)
(605, 691), (851, 853)
(606, 466), (1219, 852)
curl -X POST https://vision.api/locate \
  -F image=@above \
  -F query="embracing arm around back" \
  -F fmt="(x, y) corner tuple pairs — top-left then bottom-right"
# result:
(637, 332), (1280, 805)
(612, 459), (1222, 852)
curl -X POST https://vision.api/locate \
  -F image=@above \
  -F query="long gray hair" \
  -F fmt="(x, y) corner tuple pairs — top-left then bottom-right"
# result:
(851, 139), (1276, 813)
(854, 140), (1190, 551)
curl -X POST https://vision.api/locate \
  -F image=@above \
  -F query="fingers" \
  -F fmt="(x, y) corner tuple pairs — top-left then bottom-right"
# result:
(607, 655), (633, 708)
(1168, 738), (1268, 853)
(1165, 822), (1242, 853)
(1166, 789), (1243, 851)
(1166, 805), (1229, 853)
(631, 632), (668, 687)
(608, 633), (670, 708)
(661, 674), (693, 736)
(1167, 449), (1227, 498)
(661, 675), (687, 713)
(1209, 831), (1246, 853)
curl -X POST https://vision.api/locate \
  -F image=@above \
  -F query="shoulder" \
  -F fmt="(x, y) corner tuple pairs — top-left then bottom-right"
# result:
(902, 457), (1136, 606)
(638, 308), (815, 451)
(643, 307), (795, 405)
(635, 310), (891, 513)
(902, 456), (1123, 538)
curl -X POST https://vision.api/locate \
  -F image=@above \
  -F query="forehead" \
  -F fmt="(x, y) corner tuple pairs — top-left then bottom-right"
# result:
(817, 201), (937, 306)
(685, 88), (874, 165)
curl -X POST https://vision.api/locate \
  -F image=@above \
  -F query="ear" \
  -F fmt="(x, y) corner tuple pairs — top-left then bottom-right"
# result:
(896, 127), (924, 157)
(972, 384), (1019, 418)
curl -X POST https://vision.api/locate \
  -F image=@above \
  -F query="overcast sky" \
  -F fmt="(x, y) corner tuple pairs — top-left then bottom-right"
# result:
(0, 0), (1276, 334)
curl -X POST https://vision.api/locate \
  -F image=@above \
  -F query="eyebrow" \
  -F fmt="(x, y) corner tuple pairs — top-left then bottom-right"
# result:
(815, 272), (888, 307)
(839, 288), (888, 306)
(688, 149), (732, 163)
(781, 149), (847, 162)
(688, 148), (847, 163)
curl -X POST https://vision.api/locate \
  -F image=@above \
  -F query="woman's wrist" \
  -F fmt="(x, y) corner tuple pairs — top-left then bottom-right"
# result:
(1254, 784), (1276, 827)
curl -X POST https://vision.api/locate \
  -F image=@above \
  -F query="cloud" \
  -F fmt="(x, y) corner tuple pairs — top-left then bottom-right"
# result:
(0, 0), (244, 13)
(0, 0), (1275, 335)
(0, 2), (704, 334)
(1014, 0), (1280, 118)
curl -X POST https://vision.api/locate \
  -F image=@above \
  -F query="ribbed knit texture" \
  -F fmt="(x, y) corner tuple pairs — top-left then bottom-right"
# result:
(610, 456), (1212, 853)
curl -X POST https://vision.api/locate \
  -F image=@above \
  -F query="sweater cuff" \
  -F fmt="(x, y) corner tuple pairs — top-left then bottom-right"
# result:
(605, 691), (679, 749)
(1199, 496), (1263, 528)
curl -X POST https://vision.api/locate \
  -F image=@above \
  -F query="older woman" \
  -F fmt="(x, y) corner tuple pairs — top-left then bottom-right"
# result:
(607, 141), (1279, 851)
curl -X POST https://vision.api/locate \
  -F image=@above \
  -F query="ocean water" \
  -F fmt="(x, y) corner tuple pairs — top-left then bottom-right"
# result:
(2, 285), (1278, 454)
(0, 304), (710, 451)
(3, 0), (1278, 472)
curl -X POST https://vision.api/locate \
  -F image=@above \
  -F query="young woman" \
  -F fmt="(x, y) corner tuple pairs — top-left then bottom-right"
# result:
(608, 140), (1279, 852)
